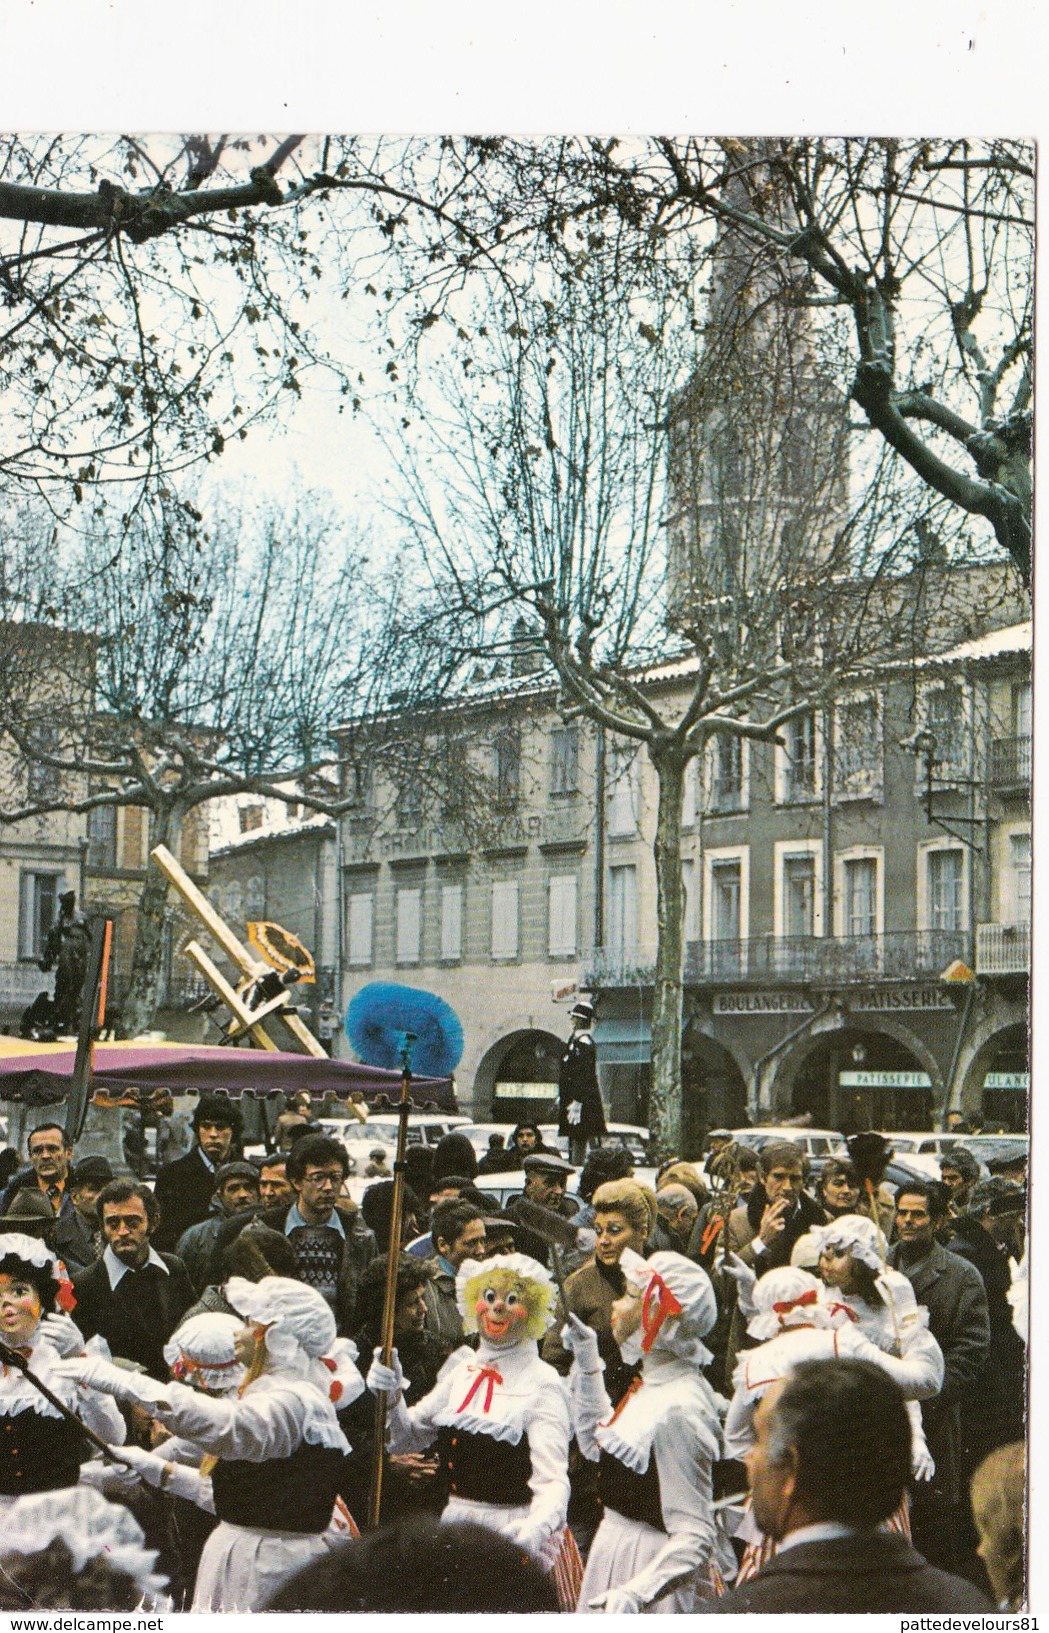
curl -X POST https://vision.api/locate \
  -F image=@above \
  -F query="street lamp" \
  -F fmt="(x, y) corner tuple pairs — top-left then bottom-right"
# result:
(899, 729), (983, 850)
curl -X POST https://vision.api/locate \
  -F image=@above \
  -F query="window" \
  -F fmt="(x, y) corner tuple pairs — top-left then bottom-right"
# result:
(239, 804), (264, 834)
(344, 761), (372, 813)
(608, 742), (640, 836)
(835, 696), (882, 798)
(491, 881), (519, 961)
(783, 854), (816, 939)
(18, 872), (61, 960)
(1006, 833), (1031, 925)
(550, 726), (578, 797)
(26, 723), (60, 802)
(86, 802), (117, 869)
(243, 874), (265, 919)
(1013, 682), (1032, 740)
(681, 858), (700, 941)
(925, 683), (966, 778)
(606, 865), (637, 962)
(712, 732), (744, 812)
(347, 892), (373, 966)
(440, 883), (463, 961)
(681, 759), (699, 828)
(396, 887), (422, 964)
(843, 856), (877, 938)
(548, 874), (577, 958)
(398, 778), (423, 826)
(781, 711), (817, 801)
(494, 729), (520, 810)
(927, 848), (964, 931)
(711, 860), (742, 941)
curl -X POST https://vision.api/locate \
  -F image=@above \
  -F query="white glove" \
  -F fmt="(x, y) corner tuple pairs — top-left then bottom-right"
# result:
(561, 1313), (601, 1370)
(722, 1252), (758, 1316)
(366, 1347), (406, 1399)
(589, 1585), (643, 1614)
(77, 1457), (141, 1494)
(501, 1517), (545, 1558)
(912, 1441), (935, 1482)
(39, 1312), (86, 1356)
(111, 1445), (171, 1489)
(53, 1355), (164, 1407)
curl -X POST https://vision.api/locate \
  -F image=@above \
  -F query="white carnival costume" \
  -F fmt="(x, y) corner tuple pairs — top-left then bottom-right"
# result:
(108, 1309), (364, 1542)
(367, 1252), (580, 1609)
(0, 1486), (168, 1608)
(566, 1249), (735, 1614)
(0, 1234), (124, 1507)
(57, 1276), (351, 1611)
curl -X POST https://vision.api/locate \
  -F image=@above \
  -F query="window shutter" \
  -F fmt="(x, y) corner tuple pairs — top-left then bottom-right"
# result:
(440, 883), (463, 960)
(348, 892), (373, 966)
(681, 760), (698, 827)
(396, 887), (422, 964)
(18, 873), (35, 960)
(491, 881), (519, 960)
(548, 875), (577, 957)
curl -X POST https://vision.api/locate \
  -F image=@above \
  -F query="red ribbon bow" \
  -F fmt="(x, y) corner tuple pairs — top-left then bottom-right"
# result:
(828, 1301), (859, 1323)
(772, 1289), (819, 1316)
(456, 1364), (503, 1415)
(640, 1272), (684, 1354)
(55, 1260), (77, 1314)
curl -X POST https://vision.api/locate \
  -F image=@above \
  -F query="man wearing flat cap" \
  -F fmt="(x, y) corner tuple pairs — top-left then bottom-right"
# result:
(504, 1152), (576, 1266)
(557, 1000), (607, 1165)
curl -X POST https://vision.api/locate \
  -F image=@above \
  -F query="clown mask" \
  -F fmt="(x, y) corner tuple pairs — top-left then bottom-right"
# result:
(458, 1260), (554, 1349)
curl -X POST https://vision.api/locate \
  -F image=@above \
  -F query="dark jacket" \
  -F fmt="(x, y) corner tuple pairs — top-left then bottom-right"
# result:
(557, 1031), (606, 1141)
(541, 1258), (638, 1405)
(948, 1217), (1026, 1460)
(888, 1238), (991, 1504)
(261, 1202), (377, 1335)
(153, 1147), (221, 1252)
(72, 1251), (196, 1380)
(53, 1207), (101, 1273)
(707, 1531), (992, 1613)
(0, 1168), (76, 1222)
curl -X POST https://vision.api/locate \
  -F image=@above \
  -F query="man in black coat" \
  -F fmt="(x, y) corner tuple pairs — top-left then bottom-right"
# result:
(557, 1002), (606, 1164)
(152, 1093), (242, 1252)
(889, 1179), (991, 1575)
(948, 1178), (1026, 1469)
(708, 1358), (991, 1613)
(53, 1155), (113, 1272)
(71, 1179), (195, 1381)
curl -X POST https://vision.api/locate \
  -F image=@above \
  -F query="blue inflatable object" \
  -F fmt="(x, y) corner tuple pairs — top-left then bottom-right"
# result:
(344, 983), (465, 1078)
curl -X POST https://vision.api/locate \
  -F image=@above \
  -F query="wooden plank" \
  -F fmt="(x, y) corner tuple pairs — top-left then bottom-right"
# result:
(183, 942), (279, 1052)
(152, 845), (264, 976)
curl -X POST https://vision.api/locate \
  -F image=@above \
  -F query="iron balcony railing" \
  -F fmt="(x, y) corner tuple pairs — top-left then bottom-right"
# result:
(975, 922), (1029, 976)
(584, 929), (972, 988)
(989, 736), (1032, 788)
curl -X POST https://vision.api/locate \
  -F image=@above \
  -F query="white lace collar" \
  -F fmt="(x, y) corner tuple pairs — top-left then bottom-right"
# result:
(0, 1337), (69, 1420)
(431, 1337), (549, 1445)
(595, 1351), (722, 1474)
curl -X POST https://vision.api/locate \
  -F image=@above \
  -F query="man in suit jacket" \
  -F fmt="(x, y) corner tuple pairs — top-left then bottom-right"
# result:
(889, 1179), (991, 1574)
(72, 1179), (195, 1380)
(708, 1358), (991, 1613)
(152, 1093), (242, 1252)
(53, 1155), (114, 1272)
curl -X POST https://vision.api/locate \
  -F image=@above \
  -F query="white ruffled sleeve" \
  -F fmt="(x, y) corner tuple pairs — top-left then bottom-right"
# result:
(837, 1322), (944, 1399)
(383, 1347), (468, 1455)
(511, 1378), (571, 1552)
(146, 1377), (345, 1459)
(722, 1383), (759, 1461)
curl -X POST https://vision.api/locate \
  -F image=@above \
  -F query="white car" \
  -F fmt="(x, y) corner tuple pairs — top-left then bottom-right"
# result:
(728, 1127), (849, 1161)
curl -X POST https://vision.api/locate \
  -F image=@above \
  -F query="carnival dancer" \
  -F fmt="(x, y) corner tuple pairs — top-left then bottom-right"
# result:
(366, 1252), (581, 1611)
(56, 1276), (351, 1611)
(563, 1248), (735, 1613)
(723, 1257), (942, 1581)
(103, 1310), (364, 1545)
(0, 1233), (125, 1503)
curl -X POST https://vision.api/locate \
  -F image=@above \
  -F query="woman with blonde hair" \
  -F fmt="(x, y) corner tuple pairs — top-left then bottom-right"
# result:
(542, 1178), (656, 1401)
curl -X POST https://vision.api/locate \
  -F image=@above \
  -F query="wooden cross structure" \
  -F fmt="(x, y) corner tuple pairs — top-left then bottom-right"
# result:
(151, 844), (327, 1057)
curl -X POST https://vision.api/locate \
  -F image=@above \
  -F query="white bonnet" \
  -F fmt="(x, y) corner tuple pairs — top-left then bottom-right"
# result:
(226, 1275), (337, 1364)
(163, 1312), (246, 1392)
(810, 1213), (884, 1272)
(619, 1248), (717, 1363)
(0, 1233), (60, 1274)
(747, 1266), (831, 1340)
(454, 1252), (556, 1325)
(1, 1487), (167, 1599)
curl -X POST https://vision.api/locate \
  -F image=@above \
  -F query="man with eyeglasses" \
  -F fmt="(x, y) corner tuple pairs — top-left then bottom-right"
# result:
(261, 1133), (377, 1334)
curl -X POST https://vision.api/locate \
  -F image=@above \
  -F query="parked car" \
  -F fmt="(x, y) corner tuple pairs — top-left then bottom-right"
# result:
(951, 1133), (1027, 1173)
(728, 1127), (848, 1161)
(539, 1124), (653, 1163)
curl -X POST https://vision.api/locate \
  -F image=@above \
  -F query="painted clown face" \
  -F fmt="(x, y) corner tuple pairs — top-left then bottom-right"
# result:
(461, 1264), (552, 1348)
(0, 1273), (42, 1347)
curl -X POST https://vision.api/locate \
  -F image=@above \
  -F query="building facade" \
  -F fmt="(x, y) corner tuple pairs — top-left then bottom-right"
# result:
(333, 612), (1030, 1143)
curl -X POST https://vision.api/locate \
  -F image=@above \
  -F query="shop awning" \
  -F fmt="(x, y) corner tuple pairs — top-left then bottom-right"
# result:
(593, 1019), (652, 1065)
(0, 1038), (456, 1110)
